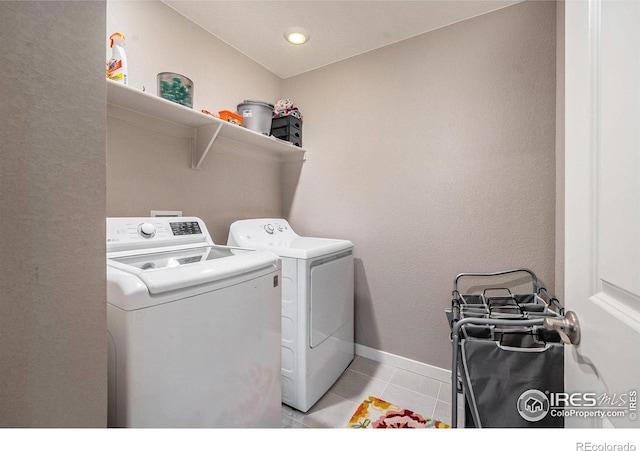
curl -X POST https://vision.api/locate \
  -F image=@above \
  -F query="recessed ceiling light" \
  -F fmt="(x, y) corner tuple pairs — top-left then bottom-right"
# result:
(285, 27), (309, 45)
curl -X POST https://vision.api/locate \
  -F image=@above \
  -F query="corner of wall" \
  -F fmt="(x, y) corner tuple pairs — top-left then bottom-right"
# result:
(556, 0), (566, 302)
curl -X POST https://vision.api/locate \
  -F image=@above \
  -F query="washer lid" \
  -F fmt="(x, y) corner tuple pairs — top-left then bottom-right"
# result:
(108, 245), (278, 294)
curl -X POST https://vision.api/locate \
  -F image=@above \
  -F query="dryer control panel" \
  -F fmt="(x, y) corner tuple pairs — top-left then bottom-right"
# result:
(229, 219), (299, 241)
(228, 218), (354, 260)
(261, 221), (291, 236)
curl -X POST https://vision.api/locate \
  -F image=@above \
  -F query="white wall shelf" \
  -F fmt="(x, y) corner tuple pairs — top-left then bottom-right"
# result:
(106, 80), (306, 168)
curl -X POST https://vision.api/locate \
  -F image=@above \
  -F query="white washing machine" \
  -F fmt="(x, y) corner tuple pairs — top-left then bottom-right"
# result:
(228, 218), (354, 412)
(106, 217), (282, 427)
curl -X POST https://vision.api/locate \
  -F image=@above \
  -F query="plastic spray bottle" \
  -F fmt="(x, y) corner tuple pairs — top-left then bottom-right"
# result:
(106, 32), (127, 85)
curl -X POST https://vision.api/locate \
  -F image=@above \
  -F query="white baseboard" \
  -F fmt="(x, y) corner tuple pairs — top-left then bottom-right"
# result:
(355, 344), (452, 383)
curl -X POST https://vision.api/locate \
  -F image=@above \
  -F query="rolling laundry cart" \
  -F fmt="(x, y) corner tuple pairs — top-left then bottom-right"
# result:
(447, 268), (578, 428)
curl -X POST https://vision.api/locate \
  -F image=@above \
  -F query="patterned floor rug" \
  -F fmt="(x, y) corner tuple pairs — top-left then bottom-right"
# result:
(348, 396), (451, 429)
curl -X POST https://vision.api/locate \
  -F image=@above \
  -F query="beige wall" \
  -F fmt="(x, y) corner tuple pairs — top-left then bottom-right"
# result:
(106, 1), (557, 372)
(282, 1), (557, 370)
(106, 117), (284, 244)
(106, 1), (285, 243)
(0, 0), (558, 427)
(106, 1), (283, 113)
(0, 2), (107, 426)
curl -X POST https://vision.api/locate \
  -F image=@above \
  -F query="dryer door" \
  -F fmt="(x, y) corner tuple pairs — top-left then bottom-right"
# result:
(309, 250), (354, 348)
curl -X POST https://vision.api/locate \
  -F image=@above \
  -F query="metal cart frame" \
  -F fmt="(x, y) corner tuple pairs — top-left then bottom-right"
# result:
(448, 268), (567, 428)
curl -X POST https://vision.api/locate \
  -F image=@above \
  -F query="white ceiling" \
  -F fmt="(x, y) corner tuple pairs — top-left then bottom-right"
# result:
(163, 1), (521, 79)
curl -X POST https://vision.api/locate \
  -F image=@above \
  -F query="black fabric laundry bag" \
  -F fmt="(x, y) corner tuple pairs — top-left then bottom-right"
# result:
(461, 338), (564, 428)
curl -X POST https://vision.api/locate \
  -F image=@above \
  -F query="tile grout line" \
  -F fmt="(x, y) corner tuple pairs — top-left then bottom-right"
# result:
(299, 391), (358, 429)
(290, 390), (444, 428)
(371, 366), (440, 419)
(380, 366), (396, 397)
(349, 366), (443, 406)
(435, 381), (444, 404)
(293, 357), (450, 428)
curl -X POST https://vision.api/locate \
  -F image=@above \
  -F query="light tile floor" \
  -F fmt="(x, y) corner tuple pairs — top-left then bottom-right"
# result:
(281, 356), (464, 428)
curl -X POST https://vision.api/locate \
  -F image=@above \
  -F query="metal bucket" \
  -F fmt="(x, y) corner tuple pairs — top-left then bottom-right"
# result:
(237, 100), (274, 135)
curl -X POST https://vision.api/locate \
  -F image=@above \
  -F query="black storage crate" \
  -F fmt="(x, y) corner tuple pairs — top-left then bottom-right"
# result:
(270, 116), (302, 147)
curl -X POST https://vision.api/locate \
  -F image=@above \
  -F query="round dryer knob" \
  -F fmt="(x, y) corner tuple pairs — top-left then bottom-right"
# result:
(138, 222), (156, 238)
(264, 224), (275, 234)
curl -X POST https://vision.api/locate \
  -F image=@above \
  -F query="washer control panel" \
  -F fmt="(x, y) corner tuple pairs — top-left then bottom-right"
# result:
(138, 222), (156, 238)
(170, 221), (202, 236)
(107, 217), (212, 253)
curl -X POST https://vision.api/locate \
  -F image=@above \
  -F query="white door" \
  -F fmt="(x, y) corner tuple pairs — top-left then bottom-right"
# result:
(564, 0), (640, 428)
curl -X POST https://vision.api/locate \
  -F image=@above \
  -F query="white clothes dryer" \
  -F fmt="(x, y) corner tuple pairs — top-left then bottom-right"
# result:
(107, 217), (282, 427)
(228, 218), (354, 412)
